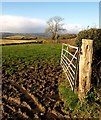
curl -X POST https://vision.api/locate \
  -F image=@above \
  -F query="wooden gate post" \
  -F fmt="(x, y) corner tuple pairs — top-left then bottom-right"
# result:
(78, 39), (93, 101)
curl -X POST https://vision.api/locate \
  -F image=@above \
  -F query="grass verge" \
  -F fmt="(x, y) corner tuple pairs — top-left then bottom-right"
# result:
(58, 77), (101, 119)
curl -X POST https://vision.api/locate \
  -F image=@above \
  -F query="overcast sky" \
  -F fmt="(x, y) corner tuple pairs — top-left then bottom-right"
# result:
(1, 2), (99, 34)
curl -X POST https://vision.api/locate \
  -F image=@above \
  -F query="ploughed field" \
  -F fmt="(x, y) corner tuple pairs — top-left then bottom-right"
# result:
(2, 44), (70, 119)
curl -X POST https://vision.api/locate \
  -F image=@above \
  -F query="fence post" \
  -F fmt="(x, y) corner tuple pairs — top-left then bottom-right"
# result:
(78, 39), (93, 101)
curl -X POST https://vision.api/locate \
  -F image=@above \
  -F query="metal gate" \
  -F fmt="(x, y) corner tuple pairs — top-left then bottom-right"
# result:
(60, 43), (79, 91)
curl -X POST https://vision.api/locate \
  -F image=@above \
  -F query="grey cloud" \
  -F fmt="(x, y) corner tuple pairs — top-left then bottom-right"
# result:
(1, 15), (47, 33)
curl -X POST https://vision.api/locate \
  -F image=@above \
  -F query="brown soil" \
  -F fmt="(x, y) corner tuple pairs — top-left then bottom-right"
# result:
(2, 61), (70, 119)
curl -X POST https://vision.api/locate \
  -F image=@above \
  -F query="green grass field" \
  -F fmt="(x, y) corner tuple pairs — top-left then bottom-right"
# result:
(2, 44), (61, 62)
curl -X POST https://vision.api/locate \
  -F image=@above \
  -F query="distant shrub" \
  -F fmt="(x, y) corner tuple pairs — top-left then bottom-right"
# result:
(21, 37), (37, 40)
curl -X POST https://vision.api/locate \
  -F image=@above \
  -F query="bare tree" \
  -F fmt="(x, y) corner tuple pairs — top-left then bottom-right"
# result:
(46, 16), (65, 40)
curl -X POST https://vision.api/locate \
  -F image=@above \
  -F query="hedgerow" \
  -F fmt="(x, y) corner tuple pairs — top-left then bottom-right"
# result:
(76, 28), (101, 87)
(76, 28), (101, 53)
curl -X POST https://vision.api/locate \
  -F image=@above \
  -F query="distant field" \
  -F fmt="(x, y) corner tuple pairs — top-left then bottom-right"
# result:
(0, 39), (42, 45)
(1, 37), (77, 46)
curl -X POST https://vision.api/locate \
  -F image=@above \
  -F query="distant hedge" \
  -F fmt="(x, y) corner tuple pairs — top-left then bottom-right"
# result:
(58, 33), (77, 40)
(76, 28), (101, 53)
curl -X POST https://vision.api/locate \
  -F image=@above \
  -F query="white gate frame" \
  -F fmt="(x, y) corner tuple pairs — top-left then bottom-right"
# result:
(60, 43), (79, 91)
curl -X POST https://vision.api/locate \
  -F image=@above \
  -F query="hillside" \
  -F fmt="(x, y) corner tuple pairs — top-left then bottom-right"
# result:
(0, 32), (51, 39)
